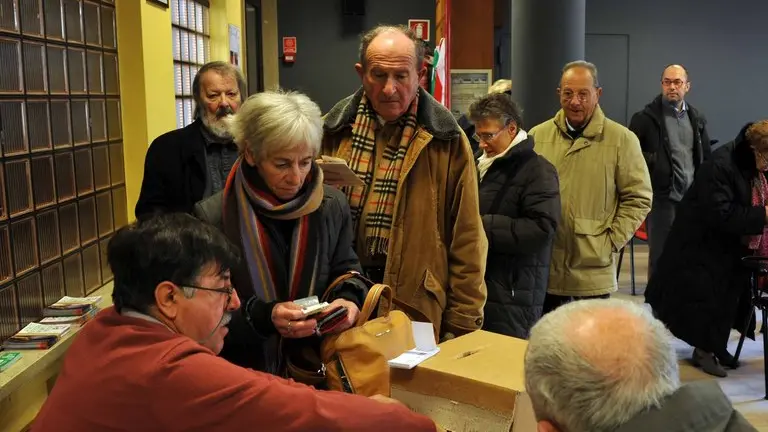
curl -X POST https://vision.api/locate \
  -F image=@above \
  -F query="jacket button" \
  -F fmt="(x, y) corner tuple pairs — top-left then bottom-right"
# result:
(475, 317), (483, 326)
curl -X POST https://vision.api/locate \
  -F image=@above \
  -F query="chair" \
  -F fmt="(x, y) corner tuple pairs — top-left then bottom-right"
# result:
(733, 255), (768, 400)
(616, 221), (648, 296)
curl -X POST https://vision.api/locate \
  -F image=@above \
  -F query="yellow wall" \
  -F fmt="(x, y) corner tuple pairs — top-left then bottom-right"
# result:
(117, 0), (245, 223)
(209, 0), (245, 66)
(116, 1), (176, 222)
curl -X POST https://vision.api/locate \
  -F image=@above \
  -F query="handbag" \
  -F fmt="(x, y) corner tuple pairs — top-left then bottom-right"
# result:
(282, 272), (424, 396)
(320, 279), (416, 396)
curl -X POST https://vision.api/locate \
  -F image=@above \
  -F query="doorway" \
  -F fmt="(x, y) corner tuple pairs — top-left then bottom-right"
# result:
(245, 0), (264, 94)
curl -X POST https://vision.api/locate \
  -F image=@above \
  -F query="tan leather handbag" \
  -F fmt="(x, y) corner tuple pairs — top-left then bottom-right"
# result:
(320, 280), (416, 396)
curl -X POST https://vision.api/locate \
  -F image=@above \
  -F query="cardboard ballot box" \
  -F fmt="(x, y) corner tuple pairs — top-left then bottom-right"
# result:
(391, 330), (537, 432)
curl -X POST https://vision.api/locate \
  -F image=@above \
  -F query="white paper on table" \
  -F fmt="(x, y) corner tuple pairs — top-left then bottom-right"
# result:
(388, 321), (440, 369)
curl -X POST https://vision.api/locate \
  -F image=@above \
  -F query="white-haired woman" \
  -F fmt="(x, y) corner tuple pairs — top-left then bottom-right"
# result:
(195, 90), (366, 378)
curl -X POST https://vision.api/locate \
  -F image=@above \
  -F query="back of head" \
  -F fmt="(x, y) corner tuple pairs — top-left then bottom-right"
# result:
(229, 90), (323, 162)
(108, 213), (240, 314)
(525, 299), (679, 432)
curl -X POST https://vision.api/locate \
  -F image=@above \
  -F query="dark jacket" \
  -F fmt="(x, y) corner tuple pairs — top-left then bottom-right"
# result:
(194, 184), (365, 373)
(458, 114), (479, 154)
(629, 95), (712, 195)
(135, 119), (208, 219)
(478, 137), (560, 338)
(616, 381), (757, 432)
(645, 123), (763, 353)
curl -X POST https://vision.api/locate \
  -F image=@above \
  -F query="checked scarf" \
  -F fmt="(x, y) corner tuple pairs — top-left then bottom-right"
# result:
(223, 158), (325, 302)
(344, 92), (419, 256)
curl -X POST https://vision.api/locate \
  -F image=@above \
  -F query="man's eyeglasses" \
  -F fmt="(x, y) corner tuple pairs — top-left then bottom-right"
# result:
(560, 90), (592, 103)
(180, 284), (234, 306)
(661, 79), (686, 88)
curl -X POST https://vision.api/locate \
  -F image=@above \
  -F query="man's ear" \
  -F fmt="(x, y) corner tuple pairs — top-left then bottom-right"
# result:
(155, 281), (181, 320)
(355, 63), (364, 80)
(595, 87), (603, 100)
(418, 64), (427, 79)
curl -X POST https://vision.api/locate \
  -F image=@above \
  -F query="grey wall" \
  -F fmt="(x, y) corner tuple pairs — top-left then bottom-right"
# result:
(277, 0), (436, 113)
(585, 0), (768, 143)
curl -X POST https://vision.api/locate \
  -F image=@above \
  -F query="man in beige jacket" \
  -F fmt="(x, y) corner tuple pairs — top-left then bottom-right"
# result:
(530, 61), (652, 313)
(322, 25), (487, 341)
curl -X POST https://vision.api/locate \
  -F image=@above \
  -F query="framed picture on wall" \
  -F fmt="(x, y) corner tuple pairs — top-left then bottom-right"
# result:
(148, 0), (169, 7)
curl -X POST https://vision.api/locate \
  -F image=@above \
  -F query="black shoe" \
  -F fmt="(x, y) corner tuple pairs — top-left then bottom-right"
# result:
(716, 350), (740, 369)
(692, 348), (727, 377)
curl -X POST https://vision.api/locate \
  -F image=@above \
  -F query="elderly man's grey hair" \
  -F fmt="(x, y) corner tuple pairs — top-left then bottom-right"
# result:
(562, 60), (600, 88)
(229, 90), (323, 162)
(524, 299), (680, 432)
(192, 61), (247, 119)
(358, 24), (426, 70)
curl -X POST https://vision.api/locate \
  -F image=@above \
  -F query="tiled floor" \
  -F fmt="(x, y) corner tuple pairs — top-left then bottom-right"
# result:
(616, 242), (768, 430)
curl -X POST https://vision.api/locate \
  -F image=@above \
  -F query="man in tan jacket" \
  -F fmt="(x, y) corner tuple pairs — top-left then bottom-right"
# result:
(530, 61), (652, 313)
(322, 25), (487, 341)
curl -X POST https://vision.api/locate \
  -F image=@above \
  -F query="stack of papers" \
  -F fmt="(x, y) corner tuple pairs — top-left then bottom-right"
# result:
(388, 321), (441, 369)
(2, 322), (71, 350)
(43, 296), (102, 317)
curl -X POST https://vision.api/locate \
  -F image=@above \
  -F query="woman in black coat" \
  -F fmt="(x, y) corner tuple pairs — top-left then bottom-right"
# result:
(194, 91), (367, 377)
(469, 93), (561, 338)
(646, 120), (768, 377)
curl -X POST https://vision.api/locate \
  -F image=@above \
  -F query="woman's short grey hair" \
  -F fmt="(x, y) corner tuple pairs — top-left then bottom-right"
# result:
(562, 60), (600, 88)
(468, 93), (524, 129)
(229, 90), (323, 162)
(525, 299), (679, 432)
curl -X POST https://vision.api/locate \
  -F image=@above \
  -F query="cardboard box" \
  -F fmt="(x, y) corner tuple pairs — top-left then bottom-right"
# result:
(391, 330), (537, 432)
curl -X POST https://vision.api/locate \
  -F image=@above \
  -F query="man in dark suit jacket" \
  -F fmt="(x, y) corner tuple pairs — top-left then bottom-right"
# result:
(629, 64), (711, 278)
(135, 61), (246, 219)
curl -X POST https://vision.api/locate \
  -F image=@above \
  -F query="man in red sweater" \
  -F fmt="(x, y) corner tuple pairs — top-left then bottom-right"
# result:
(32, 213), (437, 431)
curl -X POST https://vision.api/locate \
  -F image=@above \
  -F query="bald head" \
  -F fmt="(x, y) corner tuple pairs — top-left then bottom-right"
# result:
(525, 299), (680, 432)
(661, 64), (690, 106)
(358, 25), (425, 70)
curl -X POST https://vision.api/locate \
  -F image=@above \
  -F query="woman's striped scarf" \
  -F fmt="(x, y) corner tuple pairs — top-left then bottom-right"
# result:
(344, 92), (419, 256)
(223, 158), (324, 302)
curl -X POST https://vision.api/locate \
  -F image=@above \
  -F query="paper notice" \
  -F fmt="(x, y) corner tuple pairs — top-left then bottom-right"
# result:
(317, 156), (365, 187)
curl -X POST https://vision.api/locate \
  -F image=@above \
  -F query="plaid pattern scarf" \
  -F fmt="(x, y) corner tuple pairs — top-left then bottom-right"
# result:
(224, 158), (324, 302)
(345, 92), (419, 256)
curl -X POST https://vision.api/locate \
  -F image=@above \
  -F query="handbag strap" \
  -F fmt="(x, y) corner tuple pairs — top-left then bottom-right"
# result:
(322, 271), (431, 324)
(322, 271), (373, 302)
(357, 284), (392, 326)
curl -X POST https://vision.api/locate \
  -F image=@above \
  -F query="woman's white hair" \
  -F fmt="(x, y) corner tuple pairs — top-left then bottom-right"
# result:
(524, 299), (680, 432)
(229, 90), (323, 162)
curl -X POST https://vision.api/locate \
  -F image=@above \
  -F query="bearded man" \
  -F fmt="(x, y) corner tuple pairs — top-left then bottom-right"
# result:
(136, 61), (246, 219)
